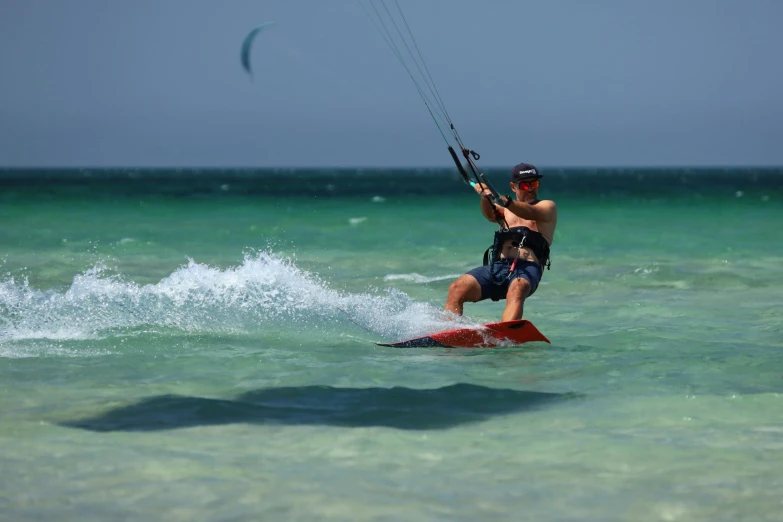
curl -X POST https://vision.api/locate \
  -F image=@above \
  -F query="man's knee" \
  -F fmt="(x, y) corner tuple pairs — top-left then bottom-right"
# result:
(448, 275), (482, 302)
(507, 278), (531, 301)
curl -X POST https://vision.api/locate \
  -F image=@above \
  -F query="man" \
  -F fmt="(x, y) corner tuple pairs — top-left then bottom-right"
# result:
(444, 163), (558, 321)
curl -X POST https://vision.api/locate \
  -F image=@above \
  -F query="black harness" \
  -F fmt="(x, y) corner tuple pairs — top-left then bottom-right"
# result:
(482, 226), (551, 271)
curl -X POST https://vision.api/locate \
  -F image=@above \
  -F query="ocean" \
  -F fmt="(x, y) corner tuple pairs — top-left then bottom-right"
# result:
(1, 167), (782, 521)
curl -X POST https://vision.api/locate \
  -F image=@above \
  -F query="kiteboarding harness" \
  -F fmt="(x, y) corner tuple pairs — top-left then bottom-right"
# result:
(484, 225), (551, 268)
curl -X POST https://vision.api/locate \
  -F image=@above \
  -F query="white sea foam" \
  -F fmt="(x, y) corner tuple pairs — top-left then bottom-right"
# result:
(0, 252), (469, 352)
(383, 273), (460, 284)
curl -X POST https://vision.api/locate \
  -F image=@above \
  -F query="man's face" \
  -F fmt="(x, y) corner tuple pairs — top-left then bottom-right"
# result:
(511, 178), (539, 200)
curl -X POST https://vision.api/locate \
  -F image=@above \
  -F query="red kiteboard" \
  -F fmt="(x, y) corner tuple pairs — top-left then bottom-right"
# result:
(377, 319), (550, 348)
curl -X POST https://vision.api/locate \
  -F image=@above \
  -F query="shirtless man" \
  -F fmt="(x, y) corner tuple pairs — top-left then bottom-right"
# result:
(444, 163), (558, 321)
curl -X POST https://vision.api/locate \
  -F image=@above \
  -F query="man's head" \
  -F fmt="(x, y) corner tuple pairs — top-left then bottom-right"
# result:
(510, 162), (542, 201)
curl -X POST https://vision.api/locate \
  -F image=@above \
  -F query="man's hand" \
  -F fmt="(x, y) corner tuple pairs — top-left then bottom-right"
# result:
(472, 182), (491, 196)
(474, 184), (508, 207)
(474, 184), (500, 203)
(495, 195), (511, 208)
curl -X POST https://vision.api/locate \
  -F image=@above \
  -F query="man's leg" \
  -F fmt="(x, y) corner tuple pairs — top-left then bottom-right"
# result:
(444, 274), (482, 316)
(501, 278), (532, 321)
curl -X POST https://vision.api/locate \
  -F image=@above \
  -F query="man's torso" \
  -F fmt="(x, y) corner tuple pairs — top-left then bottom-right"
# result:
(497, 200), (556, 265)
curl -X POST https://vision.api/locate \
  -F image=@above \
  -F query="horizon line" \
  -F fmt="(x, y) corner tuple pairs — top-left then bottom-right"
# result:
(2, 164), (783, 171)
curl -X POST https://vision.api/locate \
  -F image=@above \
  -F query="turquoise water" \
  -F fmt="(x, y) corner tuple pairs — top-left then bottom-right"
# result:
(1, 169), (782, 521)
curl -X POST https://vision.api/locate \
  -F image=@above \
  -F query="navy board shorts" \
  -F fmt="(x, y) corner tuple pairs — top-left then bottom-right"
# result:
(466, 259), (543, 302)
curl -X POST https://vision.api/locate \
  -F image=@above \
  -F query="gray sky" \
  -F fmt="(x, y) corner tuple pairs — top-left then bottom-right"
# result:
(1, 0), (781, 168)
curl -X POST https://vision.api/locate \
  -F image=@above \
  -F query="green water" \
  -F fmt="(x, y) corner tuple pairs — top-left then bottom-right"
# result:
(1, 170), (782, 521)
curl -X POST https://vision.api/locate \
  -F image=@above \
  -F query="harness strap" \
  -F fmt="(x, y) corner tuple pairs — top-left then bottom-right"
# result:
(483, 226), (551, 271)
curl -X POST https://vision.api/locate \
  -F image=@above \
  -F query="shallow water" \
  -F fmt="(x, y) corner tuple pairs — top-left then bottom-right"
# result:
(1, 170), (782, 521)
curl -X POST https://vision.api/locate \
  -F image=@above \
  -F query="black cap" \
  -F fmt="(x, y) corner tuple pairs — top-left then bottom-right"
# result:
(510, 163), (543, 182)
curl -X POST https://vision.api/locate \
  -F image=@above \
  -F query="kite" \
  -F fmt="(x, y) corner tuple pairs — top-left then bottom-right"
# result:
(240, 22), (277, 76)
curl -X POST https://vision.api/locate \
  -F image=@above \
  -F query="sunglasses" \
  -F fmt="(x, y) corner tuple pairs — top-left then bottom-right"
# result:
(515, 180), (540, 191)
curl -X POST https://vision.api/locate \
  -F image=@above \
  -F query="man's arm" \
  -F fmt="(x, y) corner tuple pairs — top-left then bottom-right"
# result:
(502, 197), (557, 223)
(474, 183), (502, 223)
